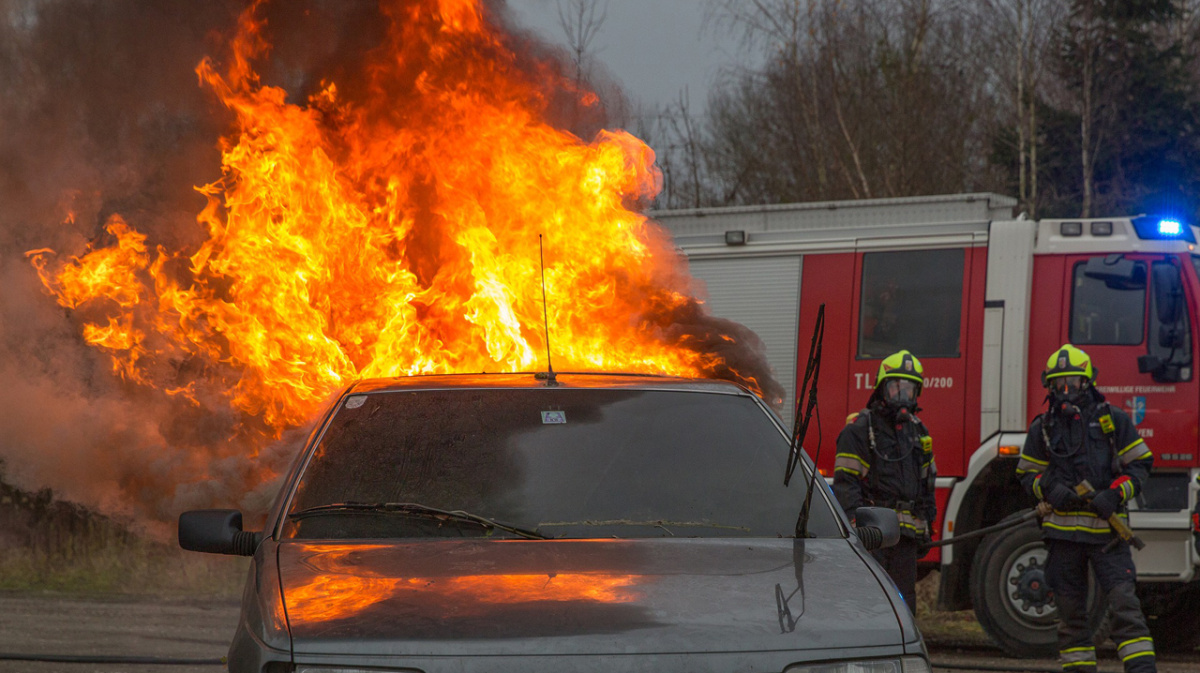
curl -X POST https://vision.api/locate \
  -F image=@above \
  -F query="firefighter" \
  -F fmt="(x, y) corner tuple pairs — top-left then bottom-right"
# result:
(1016, 344), (1156, 673)
(834, 349), (936, 611)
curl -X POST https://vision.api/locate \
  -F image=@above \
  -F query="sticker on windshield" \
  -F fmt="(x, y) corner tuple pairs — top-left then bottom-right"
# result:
(344, 395), (367, 409)
(541, 410), (566, 424)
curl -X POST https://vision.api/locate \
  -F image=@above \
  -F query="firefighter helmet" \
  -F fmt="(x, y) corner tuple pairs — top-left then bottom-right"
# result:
(876, 350), (924, 389)
(1042, 344), (1095, 387)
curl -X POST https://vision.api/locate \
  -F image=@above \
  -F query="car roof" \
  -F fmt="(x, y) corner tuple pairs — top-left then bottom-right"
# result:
(345, 372), (754, 396)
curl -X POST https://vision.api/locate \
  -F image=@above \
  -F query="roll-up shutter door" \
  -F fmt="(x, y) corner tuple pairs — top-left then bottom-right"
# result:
(687, 255), (802, 426)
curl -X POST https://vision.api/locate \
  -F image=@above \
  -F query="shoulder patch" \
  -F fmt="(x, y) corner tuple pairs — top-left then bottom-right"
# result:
(845, 412), (860, 426)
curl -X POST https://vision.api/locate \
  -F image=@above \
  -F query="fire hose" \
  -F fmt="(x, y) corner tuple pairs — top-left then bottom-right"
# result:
(920, 492), (1146, 553)
(919, 503), (1051, 552)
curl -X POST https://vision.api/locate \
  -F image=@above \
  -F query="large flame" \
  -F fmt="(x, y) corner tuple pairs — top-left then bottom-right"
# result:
(287, 572), (641, 623)
(282, 545), (641, 623)
(26, 0), (777, 503)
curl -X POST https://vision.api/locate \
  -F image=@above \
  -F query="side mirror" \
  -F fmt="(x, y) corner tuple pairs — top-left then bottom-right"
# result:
(854, 506), (900, 551)
(1138, 354), (1185, 383)
(1083, 255), (1146, 290)
(1152, 263), (1183, 325)
(179, 509), (262, 556)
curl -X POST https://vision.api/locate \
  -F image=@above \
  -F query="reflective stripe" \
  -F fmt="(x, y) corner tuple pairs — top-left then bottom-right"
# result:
(1016, 452), (1047, 475)
(896, 510), (927, 535)
(835, 453), (870, 477)
(1016, 460), (1045, 475)
(1118, 637), (1155, 662)
(1119, 439), (1152, 465)
(1032, 475), (1045, 500)
(1061, 646), (1096, 668)
(1119, 439), (1146, 455)
(1119, 480), (1135, 501)
(1042, 510), (1124, 534)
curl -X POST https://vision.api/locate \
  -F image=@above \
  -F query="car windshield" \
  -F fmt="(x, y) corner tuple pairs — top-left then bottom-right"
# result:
(282, 387), (842, 540)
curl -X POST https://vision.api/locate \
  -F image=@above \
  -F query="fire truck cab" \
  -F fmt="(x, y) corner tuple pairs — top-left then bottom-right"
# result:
(654, 193), (1200, 656)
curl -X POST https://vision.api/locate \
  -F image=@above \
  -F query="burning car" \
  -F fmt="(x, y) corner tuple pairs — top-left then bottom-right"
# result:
(180, 372), (929, 673)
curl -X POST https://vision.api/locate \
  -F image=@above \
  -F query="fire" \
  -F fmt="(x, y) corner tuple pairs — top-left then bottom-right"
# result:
(286, 572), (641, 623)
(284, 544), (641, 623)
(27, 1), (777, 462)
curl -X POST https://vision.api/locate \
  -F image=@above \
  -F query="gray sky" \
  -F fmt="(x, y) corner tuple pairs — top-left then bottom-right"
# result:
(506, 0), (753, 118)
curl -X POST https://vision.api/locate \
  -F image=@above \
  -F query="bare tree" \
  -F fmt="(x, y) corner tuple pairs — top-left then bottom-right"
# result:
(695, 0), (1002, 206)
(557, 0), (608, 88)
(972, 0), (1065, 217)
(1073, 0), (1102, 217)
(551, 0), (632, 136)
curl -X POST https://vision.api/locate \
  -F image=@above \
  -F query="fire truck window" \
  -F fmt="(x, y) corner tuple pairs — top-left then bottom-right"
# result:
(1069, 259), (1146, 345)
(858, 249), (964, 358)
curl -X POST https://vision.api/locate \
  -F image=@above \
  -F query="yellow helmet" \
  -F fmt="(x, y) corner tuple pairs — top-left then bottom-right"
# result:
(1042, 344), (1095, 386)
(876, 350), (924, 389)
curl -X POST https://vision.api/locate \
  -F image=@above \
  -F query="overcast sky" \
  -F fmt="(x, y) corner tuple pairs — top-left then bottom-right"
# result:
(506, 0), (756, 119)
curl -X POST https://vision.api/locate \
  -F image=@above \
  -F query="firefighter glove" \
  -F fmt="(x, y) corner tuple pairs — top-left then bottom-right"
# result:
(1047, 483), (1084, 511)
(1091, 488), (1122, 520)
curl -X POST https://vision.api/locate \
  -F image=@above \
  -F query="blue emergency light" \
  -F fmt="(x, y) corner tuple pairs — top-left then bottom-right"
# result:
(1131, 215), (1196, 242)
(1158, 219), (1182, 236)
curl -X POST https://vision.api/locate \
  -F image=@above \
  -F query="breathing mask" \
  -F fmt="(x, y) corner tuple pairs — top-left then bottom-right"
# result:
(1049, 374), (1088, 412)
(881, 378), (919, 416)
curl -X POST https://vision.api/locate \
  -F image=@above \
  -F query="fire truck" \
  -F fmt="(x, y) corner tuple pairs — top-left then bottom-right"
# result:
(653, 193), (1200, 656)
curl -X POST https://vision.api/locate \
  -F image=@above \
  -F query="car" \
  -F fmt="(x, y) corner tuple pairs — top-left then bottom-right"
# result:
(180, 372), (929, 673)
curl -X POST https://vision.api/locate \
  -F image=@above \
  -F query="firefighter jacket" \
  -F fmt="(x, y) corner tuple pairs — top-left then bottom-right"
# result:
(833, 406), (936, 538)
(1017, 399), (1153, 544)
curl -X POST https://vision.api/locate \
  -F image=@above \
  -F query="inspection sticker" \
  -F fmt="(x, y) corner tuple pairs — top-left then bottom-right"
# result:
(344, 395), (367, 409)
(541, 410), (566, 424)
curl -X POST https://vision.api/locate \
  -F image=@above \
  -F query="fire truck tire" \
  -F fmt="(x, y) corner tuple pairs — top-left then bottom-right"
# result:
(969, 514), (1105, 658)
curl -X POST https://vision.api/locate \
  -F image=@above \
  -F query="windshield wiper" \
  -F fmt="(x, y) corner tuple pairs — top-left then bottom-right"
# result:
(792, 304), (825, 539)
(538, 520), (751, 536)
(287, 502), (547, 540)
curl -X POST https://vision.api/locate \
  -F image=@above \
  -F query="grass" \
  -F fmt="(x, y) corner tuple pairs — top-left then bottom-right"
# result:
(0, 476), (248, 597)
(0, 535), (249, 597)
(914, 570), (992, 647)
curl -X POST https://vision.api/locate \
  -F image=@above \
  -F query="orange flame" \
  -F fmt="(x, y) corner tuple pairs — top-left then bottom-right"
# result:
(27, 0), (776, 454)
(286, 571), (641, 623)
(283, 544), (642, 623)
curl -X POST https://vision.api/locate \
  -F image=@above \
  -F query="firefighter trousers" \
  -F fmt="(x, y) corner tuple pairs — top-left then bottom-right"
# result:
(1044, 539), (1156, 673)
(871, 535), (919, 612)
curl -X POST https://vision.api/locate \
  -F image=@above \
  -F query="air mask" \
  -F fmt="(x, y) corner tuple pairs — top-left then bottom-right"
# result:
(1050, 375), (1088, 413)
(882, 378), (919, 416)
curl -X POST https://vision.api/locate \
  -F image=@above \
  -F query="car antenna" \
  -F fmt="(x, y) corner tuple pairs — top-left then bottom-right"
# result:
(538, 234), (558, 387)
(789, 304), (825, 538)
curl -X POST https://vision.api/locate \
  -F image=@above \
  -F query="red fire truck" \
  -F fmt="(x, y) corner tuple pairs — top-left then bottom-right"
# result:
(654, 193), (1200, 656)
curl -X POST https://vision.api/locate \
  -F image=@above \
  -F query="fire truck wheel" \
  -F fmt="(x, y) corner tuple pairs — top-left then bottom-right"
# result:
(969, 514), (1105, 658)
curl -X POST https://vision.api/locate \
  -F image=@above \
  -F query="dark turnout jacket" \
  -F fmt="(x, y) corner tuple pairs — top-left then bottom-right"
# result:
(833, 406), (936, 538)
(1017, 397), (1153, 543)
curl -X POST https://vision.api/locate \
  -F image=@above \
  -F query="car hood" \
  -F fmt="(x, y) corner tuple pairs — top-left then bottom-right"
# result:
(277, 537), (911, 657)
